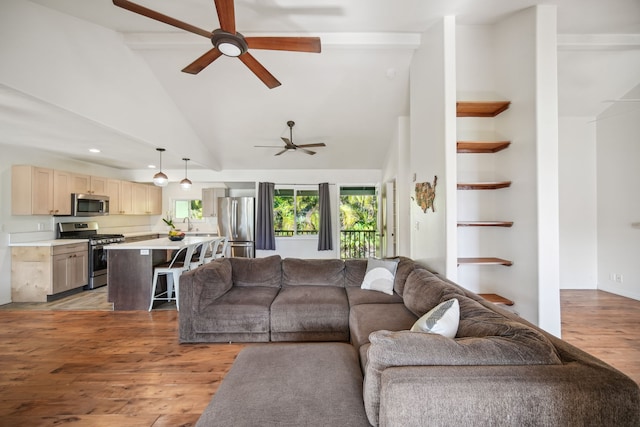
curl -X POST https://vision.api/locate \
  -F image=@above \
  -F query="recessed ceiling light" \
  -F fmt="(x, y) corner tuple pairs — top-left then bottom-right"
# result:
(148, 164), (156, 169)
(89, 148), (101, 153)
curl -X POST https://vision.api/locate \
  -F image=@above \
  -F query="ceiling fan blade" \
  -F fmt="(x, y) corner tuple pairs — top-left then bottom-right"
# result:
(296, 143), (326, 148)
(255, 145), (285, 148)
(113, 0), (212, 38)
(182, 48), (223, 74)
(275, 149), (289, 156)
(297, 148), (317, 155)
(214, 0), (236, 34)
(238, 53), (281, 89)
(246, 37), (321, 53)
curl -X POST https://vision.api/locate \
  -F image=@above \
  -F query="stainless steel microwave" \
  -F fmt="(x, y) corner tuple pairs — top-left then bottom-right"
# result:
(72, 193), (109, 217)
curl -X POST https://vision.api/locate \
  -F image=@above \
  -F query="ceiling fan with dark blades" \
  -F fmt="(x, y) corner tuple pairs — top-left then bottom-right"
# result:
(255, 121), (326, 156)
(112, 0), (321, 88)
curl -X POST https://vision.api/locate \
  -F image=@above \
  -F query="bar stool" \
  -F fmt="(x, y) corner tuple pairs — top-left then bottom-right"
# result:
(215, 237), (230, 258)
(148, 243), (197, 311)
(188, 242), (207, 270)
(202, 238), (223, 264)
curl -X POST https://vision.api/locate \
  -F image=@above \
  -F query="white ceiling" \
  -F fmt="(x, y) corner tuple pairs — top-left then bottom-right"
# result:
(3, 0), (640, 172)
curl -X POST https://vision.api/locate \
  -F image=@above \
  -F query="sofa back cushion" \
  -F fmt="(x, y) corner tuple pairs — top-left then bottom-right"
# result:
(402, 269), (465, 317)
(282, 258), (345, 287)
(190, 259), (233, 310)
(393, 257), (420, 296)
(229, 255), (282, 288)
(344, 259), (368, 287)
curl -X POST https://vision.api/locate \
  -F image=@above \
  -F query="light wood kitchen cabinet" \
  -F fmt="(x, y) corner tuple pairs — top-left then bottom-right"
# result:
(132, 183), (162, 215)
(12, 165), (72, 215)
(106, 179), (122, 215)
(71, 174), (108, 195)
(202, 187), (227, 217)
(12, 164), (161, 216)
(11, 242), (88, 302)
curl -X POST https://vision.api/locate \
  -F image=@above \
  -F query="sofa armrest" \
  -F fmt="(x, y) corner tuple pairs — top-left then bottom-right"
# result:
(179, 259), (233, 342)
(378, 363), (640, 427)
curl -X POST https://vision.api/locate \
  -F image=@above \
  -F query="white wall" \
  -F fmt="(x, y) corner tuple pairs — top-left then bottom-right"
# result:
(559, 117), (598, 289)
(409, 16), (457, 276)
(0, 0), (216, 169)
(382, 116), (411, 257)
(597, 83), (640, 300)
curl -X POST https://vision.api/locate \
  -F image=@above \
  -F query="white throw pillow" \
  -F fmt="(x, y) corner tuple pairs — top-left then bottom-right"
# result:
(360, 258), (399, 295)
(410, 298), (460, 338)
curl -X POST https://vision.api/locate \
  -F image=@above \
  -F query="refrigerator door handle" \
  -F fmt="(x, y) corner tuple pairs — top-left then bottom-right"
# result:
(231, 199), (238, 239)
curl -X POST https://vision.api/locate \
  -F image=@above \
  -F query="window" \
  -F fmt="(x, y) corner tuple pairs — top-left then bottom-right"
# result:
(339, 186), (378, 258)
(274, 187), (319, 237)
(173, 199), (203, 220)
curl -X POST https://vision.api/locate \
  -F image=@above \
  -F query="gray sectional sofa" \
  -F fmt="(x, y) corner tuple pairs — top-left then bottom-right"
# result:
(179, 255), (640, 426)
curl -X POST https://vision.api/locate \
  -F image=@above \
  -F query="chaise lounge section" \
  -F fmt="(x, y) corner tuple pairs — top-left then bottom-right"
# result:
(179, 256), (640, 426)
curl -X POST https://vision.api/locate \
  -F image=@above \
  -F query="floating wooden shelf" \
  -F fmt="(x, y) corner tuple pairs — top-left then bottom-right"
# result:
(479, 293), (514, 306)
(456, 101), (511, 117)
(457, 181), (512, 190)
(458, 257), (513, 266)
(457, 141), (511, 153)
(457, 221), (514, 227)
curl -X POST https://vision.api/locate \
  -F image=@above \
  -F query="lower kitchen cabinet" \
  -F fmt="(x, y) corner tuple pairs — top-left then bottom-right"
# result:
(11, 242), (88, 302)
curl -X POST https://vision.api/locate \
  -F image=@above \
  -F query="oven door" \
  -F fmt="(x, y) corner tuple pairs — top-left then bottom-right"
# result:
(91, 244), (108, 276)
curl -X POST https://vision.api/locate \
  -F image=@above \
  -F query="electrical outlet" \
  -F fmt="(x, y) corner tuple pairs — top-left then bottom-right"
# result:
(616, 274), (624, 284)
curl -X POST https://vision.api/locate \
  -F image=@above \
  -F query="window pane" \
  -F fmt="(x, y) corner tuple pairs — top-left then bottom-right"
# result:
(174, 200), (190, 219)
(190, 200), (203, 219)
(274, 194), (295, 236)
(296, 191), (319, 235)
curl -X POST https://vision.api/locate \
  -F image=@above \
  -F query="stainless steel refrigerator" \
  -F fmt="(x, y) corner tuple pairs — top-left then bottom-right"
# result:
(217, 197), (255, 258)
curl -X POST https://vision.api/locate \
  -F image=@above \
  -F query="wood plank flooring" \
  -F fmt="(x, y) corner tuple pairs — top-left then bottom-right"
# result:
(0, 289), (638, 426)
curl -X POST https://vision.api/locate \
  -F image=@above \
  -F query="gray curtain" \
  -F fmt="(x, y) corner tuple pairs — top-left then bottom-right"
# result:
(318, 182), (333, 251)
(256, 182), (276, 250)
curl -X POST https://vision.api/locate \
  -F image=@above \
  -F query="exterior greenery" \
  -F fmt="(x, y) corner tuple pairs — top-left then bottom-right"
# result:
(273, 186), (379, 258)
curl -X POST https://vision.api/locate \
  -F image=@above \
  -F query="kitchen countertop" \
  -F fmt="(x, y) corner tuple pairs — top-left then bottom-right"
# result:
(9, 239), (88, 247)
(104, 236), (222, 250)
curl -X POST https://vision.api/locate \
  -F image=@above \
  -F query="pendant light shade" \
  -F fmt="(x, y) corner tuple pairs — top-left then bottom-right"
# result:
(152, 148), (168, 187)
(180, 158), (192, 190)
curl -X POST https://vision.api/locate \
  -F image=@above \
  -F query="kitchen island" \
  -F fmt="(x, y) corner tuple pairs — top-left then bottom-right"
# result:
(105, 236), (222, 310)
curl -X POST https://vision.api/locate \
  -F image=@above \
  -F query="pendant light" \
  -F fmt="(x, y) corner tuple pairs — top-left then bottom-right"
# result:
(152, 148), (168, 187)
(180, 158), (192, 190)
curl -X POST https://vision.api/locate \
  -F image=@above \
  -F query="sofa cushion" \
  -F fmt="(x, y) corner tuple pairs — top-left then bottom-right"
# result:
(349, 303), (417, 352)
(402, 269), (465, 317)
(392, 257), (420, 296)
(346, 287), (403, 306)
(363, 327), (563, 426)
(344, 259), (368, 287)
(229, 255), (282, 288)
(270, 286), (350, 341)
(361, 258), (399, 295)
(195, 286), (279, 335)
(188, 259), (233, 309)
(282, 258), (345, 287)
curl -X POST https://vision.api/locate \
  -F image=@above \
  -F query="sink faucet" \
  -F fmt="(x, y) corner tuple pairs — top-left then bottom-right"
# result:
(183, 217), (193, 232)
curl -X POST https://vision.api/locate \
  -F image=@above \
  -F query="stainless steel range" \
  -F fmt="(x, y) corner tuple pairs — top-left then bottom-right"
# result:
(58, 222), (125, 289)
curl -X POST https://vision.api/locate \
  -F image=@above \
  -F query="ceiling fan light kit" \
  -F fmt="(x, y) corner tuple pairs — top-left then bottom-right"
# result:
(112, 0), (321, 89)
(212, 29), (247, 57)
(152, 148), (168, 187)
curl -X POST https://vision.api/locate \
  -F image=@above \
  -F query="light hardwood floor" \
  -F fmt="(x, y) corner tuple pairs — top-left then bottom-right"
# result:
(0, 289), (638, 426)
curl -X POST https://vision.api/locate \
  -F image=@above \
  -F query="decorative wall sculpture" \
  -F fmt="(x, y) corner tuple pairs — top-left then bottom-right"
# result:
(414, 176), (438, 213)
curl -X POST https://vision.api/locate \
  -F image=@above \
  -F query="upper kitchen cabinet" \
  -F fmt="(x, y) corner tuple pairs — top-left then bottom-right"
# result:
(71, 174), (108, 195)
(202, 188), (227, 217)
(132, 183), (162, 215)
(12, 165), (72, 216)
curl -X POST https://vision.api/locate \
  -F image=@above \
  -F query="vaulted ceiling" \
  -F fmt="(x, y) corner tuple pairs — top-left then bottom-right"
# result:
(2, 0), (639, 172)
